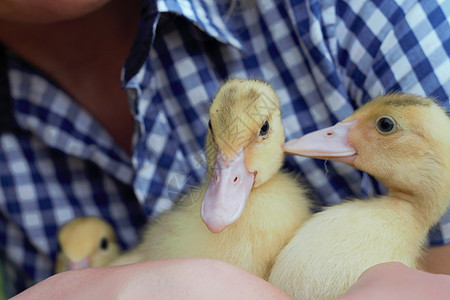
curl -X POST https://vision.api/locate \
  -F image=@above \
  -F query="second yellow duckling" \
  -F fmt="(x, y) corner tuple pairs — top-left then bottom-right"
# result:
(269, 94), (450, 299)
(109, 79), (312, 279)
(55, 216), (121, 273)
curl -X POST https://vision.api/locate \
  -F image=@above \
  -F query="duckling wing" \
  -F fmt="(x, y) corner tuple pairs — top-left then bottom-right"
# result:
(269, 200), (425, 299)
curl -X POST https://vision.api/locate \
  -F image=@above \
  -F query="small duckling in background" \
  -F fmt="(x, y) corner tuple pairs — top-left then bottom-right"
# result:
(109, 79), (312, 279)
(269, 94), (450, 299)
(55, 216), (121, 273)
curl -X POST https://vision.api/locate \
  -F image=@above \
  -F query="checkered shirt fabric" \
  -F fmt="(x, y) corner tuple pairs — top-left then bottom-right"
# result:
(0, 0), (449, 296)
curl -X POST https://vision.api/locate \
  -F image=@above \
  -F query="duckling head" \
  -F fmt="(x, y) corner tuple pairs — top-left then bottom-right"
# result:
(201, 79), (285, 233)
(284, 94), (450, 202)
(56, 216), (121, 272)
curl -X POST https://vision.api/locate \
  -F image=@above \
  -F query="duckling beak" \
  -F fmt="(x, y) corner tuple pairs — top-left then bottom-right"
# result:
(67, 257), (90, 270)
(201, 148), (255, 233)
(283, 120), (357, 165)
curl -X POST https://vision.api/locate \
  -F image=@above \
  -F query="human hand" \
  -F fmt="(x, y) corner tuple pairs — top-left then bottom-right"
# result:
(11, 258), (292, 300)
(338, 262), (450, 300)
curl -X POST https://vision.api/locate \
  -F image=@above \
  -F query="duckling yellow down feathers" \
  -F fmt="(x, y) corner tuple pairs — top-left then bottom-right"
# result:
(55, 216), (121, 273)
(109, 79), (311, 279)
(269, 94), (450, 299)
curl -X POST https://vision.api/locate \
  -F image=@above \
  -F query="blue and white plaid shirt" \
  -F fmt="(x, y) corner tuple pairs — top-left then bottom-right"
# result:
(1, 0), (449, 296)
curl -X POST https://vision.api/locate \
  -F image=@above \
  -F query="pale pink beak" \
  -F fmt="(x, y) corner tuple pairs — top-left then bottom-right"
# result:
(283, 120), (357, 165)
(68, 257), (90, 270)
(201, 148), (255, 233)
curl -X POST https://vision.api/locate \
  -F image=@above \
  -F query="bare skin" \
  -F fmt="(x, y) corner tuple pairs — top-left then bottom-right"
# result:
(338, 262), (450, 300)
(12, 259), (450, 300)
(0, 0), (449, 298)
(0, 0), (139, 153)
(423, 243), (450, 275)
(11, 258), (293, 300)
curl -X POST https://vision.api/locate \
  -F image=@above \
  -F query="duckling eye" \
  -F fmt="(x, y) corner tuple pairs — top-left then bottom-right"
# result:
(376, 116), (396, 134)
(259, 120), (270, 136)
(208, 120), (214, 135)
(99, 237), (108, 250)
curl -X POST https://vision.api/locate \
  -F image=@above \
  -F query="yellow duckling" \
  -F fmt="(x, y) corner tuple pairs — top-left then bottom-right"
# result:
(109, 79), (311, 279)
(269, 94), (450, 299)
(55, 216), (121, 273)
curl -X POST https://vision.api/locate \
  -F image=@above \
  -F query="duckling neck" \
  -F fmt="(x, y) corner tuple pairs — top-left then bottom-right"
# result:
(388, 178), (450, 229)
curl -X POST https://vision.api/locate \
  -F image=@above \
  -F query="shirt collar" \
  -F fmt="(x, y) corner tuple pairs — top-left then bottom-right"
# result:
(6, 51), (134, 184)
(156, 0), (243, 49)
(122, 0), (243, 83)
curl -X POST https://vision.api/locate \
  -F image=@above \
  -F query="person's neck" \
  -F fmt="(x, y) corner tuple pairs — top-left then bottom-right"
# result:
(0, 0), (141, 153)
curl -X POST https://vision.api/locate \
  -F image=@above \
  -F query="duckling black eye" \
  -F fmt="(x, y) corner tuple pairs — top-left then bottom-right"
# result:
(259, 120), (270, 136)
(208, 120), (213, 135)
(99, 238), (108, 250)
(376, 116), (396, 134)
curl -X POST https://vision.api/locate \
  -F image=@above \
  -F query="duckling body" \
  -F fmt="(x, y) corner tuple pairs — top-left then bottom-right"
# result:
(270, 199), (424, 299)
(269, 94), (450, 299)
(112, 171), (309, 278)
(110, 79), (311, 279)
(55, 216), (121, 273)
